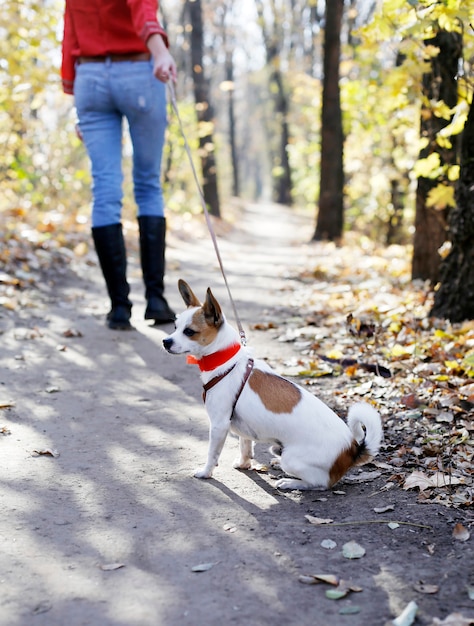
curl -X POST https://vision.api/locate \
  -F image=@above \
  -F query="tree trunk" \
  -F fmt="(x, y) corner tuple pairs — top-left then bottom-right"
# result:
(411, 29), (462, 282)
(271, 68), (292, 205)
(186, 0), (221, 217)
(225, 50), (239, 198)
(431, 99), (474, 322)
(386, 176), (405, 246)
(254, 0), (293, 206)
(313, 0), (344, 241)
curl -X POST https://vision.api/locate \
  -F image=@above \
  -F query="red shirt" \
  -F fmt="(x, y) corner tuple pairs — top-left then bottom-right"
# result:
(61, 0), (168, 94)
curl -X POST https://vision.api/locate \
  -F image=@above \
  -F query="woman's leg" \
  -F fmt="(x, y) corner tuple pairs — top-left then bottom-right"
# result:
(111, 62), (174, 324)
(74, 62), (124, 227)
(74, 62), (132, 329)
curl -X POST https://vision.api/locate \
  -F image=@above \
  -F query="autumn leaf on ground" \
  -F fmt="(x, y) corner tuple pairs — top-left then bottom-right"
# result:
(413, 581), (439, 594)
(305, 515), (333, 525)
(452, 523), (470, 542)
(325, 589), (347, 600)
(62, 328), (83, 338)
(191, 562), (218, 572)
(0, 400), (15, 409)
(342, 541), (366, 559)
(392, 600), (418, 626)
(298, 573), (339, 586)
(403, 470), (462, 492)
(430, 614), (474, 626)
(31, 448), (60, 458)
(45, 386), (60, 394)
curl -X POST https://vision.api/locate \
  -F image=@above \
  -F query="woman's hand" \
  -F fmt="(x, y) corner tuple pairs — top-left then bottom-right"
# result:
(147, 34), (177, 83)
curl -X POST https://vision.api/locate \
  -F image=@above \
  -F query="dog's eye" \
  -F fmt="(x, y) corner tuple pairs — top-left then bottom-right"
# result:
(184, 327), (197, 337)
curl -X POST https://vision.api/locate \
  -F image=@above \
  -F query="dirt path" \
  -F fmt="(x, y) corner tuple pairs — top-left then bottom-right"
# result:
(1, 202), (472, 626)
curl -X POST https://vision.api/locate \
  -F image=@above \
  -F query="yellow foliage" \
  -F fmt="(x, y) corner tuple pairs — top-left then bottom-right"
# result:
(431, 100), (454, 121)
(426, 184), (456, 210)
(413, 153), (441, 178)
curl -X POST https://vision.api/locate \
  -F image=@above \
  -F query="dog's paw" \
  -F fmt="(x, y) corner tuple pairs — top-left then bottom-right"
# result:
(275, 477), (312, 490)
(233, 457), (253, 470)
(194, 467), (213, 479)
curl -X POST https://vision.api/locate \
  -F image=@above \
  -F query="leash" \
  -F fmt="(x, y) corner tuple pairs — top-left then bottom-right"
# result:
(167, 82), (247, 346)
(202, 358), (255, 418)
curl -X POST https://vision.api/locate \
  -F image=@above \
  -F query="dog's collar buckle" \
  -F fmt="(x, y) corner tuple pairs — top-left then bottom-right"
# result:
(202, 358), (254, 418)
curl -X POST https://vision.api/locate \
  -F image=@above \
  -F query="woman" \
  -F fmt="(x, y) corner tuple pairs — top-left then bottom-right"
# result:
(62, 0), (177, 329)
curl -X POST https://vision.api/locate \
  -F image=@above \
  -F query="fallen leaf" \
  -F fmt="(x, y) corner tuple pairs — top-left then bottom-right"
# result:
(342, 541), (366, 559)
(320, 539), (337, 550)
(413, 581), (439, 594)
(403, 470), (462, 492)
(100, 563), (125, 571)
(305, 515), (333, 525)
(0, 426), (11, 435)
(62, 328), (83, 338)
(0, 400), (15, 409)
(344, 470), (382, 483)
(392, 600), (418, 626)
(431, 472), (463, 488)
(298, 573), (339, 586)
(403, 471), (434, 492)
(312, 574), (339, 585)
(45, 386), (60, 394)
(222, 523), (237, 533)
(430, 614), (474, 626)
(374, 505), (395, 513)
(388, 522), (400, 529)
(339, 606), (361, 615)
(452, 523), (470, 542)
(191, 562), (217, 572)
(400, 393), (420, 409)
(31, 448), (60, 458)
(298, 575), (319, 585)
(325, 589), (347, 600)
(339, 581), (363, 593)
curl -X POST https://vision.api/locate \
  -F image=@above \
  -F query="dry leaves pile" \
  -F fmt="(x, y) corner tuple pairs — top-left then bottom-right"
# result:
(255, 241), (473, 509)
(0, 211), (89, 314)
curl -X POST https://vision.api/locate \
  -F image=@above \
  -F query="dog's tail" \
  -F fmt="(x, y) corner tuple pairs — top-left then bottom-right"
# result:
(347, 402), (382, 464)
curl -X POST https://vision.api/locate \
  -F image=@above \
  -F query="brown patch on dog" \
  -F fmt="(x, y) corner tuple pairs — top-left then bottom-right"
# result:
(188, 309), (220, 345)
(329, 440), (373, 486)
(249, 370), (302, 413)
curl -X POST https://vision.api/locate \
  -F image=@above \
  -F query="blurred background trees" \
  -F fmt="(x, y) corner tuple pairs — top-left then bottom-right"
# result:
(1, 0), (474, 319)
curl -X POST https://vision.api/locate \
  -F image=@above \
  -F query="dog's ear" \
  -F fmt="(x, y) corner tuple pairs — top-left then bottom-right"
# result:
(203, 288), (223, 327)
(178, 279), (201, 308)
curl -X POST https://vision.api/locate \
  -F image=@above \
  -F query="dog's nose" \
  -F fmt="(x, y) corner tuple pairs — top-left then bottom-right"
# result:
(163, 337), (173, 351)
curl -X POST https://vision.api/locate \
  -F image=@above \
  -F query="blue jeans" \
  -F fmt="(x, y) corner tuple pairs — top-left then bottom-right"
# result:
(74, 59), (167, 228)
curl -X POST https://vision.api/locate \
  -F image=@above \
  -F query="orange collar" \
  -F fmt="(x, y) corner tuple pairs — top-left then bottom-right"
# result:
(186, 343), (241, 372)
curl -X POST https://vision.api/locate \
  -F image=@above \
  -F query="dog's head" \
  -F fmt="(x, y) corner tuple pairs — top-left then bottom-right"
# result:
(162, 279), (229, 356)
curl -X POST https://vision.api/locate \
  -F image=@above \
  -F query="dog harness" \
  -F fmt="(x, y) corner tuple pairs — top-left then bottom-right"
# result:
(202, 358), (254, 418)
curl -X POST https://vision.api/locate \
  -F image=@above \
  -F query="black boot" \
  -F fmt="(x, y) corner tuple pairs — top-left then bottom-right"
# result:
(138, 216), (175, 324)
(91, 224), (133, 330)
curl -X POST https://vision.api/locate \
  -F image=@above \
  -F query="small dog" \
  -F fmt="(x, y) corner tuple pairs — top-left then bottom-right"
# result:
(163, 280), (383, 490)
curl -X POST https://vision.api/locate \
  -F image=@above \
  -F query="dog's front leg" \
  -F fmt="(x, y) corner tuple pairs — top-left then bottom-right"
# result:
(194, 419), (230, 479)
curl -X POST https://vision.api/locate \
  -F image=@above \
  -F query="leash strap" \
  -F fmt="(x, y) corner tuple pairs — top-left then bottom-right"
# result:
(167, 82), (247, 346)
(202, 358), (255, 419)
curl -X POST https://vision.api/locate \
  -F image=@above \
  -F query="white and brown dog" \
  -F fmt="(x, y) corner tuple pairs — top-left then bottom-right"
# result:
(163, 280), (383, 490)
